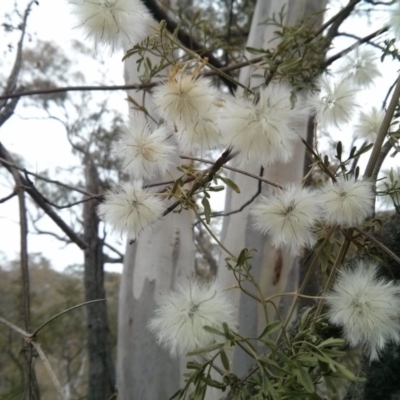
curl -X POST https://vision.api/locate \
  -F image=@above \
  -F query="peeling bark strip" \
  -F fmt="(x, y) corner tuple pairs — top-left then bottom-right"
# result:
(273, 249), (283, 286)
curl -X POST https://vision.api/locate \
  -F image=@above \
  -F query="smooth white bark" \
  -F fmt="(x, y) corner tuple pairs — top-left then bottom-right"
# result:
(216, 0), (327, 379)
(116, 50), (195, 399)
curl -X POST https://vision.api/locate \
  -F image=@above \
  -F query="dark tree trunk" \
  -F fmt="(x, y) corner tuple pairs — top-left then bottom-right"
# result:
(83, 156), (116, 400)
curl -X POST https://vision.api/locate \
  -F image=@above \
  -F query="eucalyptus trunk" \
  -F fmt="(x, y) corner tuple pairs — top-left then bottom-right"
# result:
(116, 52), (195, 398)
(217, 0), (327, 378)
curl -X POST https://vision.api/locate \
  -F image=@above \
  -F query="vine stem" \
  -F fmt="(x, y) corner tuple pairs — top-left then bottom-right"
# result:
(275, 226), (335, 344)
(193, 209), (237, 260)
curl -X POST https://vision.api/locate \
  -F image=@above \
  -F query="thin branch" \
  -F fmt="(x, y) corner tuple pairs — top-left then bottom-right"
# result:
(0, 0), (37, 126)
(161, 149), (234, 217)
(324, 26), (389, 68)
(354, 227), (400, 267)
(0, 156), (95, 197)
(0, 316), (30, 337)
(180, 155), (283, 189)
(322, 0), (362, 41)
(31, 341), (66, 400)
(142, 0), (236, 92)
(208, 166), (264, 220)
(103, 242), (124, 258)
(337, 32), (385, 50)
(0, 188), (17, 203)
(364, 73), (400, 178)
(0, 143), (87, 250)
(32, 299), (106, 337)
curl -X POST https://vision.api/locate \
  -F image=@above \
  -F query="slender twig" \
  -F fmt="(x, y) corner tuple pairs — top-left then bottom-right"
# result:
(0, 316), (30, 337)
(180, 155), (283, 189)
(31, 341), (66, 400)
(0, 143), (87, 249)
(314, 234), (352, 319)
(313, 0), (362, 38)
(324, 26), (389, 68)
(354, 227), (400, 266)
(365, 73), (400, 178)
(0, 156), (95, 197)
(337, 32), (385, 50)
(32, 299), (106, 337)
(0, 188), (17, 203)
(194, 209), (236, 260)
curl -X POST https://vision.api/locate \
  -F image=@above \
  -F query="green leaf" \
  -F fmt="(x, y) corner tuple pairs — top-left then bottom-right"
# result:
(201, 196), (211, 224)
(171, 177), (183, 196)
(203, 325), (224, 336)
(318, 338), (345, 348)
(335, 362), (364, 382)
(187, 342), (224, 356)
(220, 350), (230, 371)
(208, 185), (225, 192)
(258, 321), (282, 339)
(294, 365), (315, 393)
(218, 176), (241, 193)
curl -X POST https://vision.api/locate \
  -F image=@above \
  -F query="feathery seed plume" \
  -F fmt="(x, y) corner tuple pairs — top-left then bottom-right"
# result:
(113, 114), (176, 179)
(152, 73), (217, 126)
(309, 75), (357, 127)
(220, 84), (306, 166)
(69, 0), (152, 50)
(251, 185), (321, 255)
(319, 178), (374, 227)
(325, 261), (400, 361)
(149, 279), (236, 357)
(337, 48), (381, 88)
(97, 181), (164, 239)
(354, 107), (385, 142)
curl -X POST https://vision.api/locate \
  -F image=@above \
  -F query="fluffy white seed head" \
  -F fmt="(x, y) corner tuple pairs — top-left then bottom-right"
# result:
(149, 279), (236, 357)
(309, 75), (357, 127)
(97, 181), (164, 239)
(251, 185), (322, 255)
(354, 107), (385, 142)
(175, 106), (221, 153)
(152, 74), (217, 126)
(319, 178), (374, 227)
(389, 1), (400, 41)
(220, 84), (306, 166)
(337, 48), (381, 88)
(113, 114), (176, 179)
(69, 0), (152, 50)
(325, 261), (400, 361)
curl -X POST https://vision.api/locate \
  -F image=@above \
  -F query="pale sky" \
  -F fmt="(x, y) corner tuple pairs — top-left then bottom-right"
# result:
(0, 0), (399, 273)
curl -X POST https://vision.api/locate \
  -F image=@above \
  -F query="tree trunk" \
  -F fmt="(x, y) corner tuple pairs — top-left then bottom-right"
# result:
(217, 0), (327, 378)
(116, 52), (195, 399)
(83, 156), (115, 400)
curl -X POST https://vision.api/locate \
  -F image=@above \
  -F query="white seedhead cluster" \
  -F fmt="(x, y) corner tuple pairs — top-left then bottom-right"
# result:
(149, 279), (236, 357)
(69, 0), (153, 50)
(325, 261), (400, 361)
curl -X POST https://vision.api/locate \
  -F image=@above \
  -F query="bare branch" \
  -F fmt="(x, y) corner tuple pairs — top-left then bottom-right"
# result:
(0, 143), (87, 249)
(32, 299), (106, 337)
(180, 155), (283, 189)
(31, 341), (66, 400)
(0, 0), (38, 126)
(0, 188), (17, 203)
(324, 26), (389, 68)
(0, 156), (95, 196)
